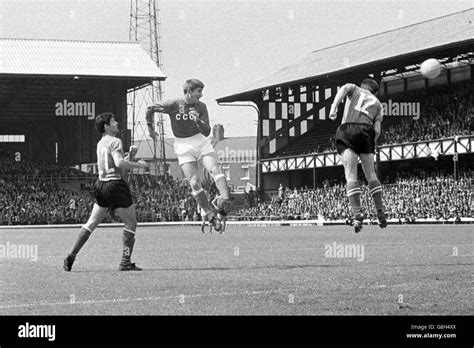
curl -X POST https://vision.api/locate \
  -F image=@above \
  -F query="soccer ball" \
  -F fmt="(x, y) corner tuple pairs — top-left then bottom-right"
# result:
(420, 58), (442, 79)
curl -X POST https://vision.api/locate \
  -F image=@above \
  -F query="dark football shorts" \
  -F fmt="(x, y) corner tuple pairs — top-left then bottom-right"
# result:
(93, 179), (133, 210)
(335, 123), (376, 155)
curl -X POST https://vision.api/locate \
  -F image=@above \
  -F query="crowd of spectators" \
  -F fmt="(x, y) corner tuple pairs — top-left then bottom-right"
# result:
(236, 169), (472, 222)
(0, 151), (93, 225)
(0, 150), (84, 179)
(1, 150), (472, 224)
(128, 174), (218, 222)
(379, 82), (472, 145)
(0, 179), (94, 225)
(0, 171), (220, 225)
(1, 149), (223, 224)
(243, 187), (262, 208)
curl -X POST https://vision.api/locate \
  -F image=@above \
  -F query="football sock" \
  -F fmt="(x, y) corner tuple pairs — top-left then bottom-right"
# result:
(69, 226), (92, 258)
(213, 174), (229, 205)
(120, 229), (135, 266)
(346, 181), (362, 216)
(193, 189), (212, 215)
(368, 180), (384, 212)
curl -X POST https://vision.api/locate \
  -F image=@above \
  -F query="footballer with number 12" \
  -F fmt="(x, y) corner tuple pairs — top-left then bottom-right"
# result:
(329, 79), (388, 233)
(146, 79), (229, 232)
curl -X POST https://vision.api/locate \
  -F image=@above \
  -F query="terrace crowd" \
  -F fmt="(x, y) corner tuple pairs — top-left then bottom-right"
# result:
(236, 169), (472, 222)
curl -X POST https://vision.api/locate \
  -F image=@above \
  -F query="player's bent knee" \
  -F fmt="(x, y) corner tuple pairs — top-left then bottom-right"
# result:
(189, 181), (201, 192)
(344, 166), (357, 180)
(209, 166), (221, 177)
(188, 177), (201, 191)
(346, 174), (358, 183)
(123, 220), (137, 232)
(212, 173), (229, 198)
(84, 214), (102, 232)
(115, 206), (137, 229)
(361, 164), (377, 182)
(84, 219), (101, 232)
(365, 171), (378, 182)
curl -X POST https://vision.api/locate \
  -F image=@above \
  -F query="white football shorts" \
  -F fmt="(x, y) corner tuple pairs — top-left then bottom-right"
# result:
(174, 133), (215, 165)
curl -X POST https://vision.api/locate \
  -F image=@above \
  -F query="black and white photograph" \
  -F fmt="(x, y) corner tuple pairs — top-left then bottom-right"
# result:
(0, 0), (472, 346)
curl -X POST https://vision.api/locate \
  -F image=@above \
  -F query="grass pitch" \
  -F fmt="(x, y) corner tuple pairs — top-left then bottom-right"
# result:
(0, 224), (472, 315)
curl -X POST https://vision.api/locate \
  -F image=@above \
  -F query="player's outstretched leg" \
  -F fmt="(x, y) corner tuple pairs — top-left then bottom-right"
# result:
(348, 182), (364, 233)
(64, 204), (107, 271)
(212, 174), (229, 208)
(341, 149), (364, 233)
(194, 188), (222, 231)
(360, 153), (387, 229)
(369, 180), (387, 228)
(217, 212), (226, 234)
(199, 207), (207, 233)
(182, 161), (222, 232)
(115, 205), (142, 271)
(201, 154), (229, 211)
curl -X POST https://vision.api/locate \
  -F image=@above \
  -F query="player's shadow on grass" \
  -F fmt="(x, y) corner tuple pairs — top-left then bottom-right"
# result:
(144, 264), (346, 272)
(72, 264), (345, 273)
(72, 261), (471, 273)
(140, 261), (473, 272)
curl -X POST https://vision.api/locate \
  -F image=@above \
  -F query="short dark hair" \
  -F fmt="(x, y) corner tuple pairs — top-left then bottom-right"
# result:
(95, 112), (115, 134)
(183, 79), (204, 94)
(361, 78), (379, 95)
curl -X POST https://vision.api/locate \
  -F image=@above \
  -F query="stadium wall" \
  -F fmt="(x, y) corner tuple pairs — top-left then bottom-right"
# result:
(0, 77), (130, 165)
(0, 218), (472, 230)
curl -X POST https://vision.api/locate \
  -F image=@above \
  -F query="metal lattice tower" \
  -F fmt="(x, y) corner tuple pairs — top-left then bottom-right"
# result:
(128, 0), (166, 176)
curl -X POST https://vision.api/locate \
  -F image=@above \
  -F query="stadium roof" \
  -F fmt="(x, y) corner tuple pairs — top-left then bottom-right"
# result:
(217, 8), (474, 102)
(0, 38), (166, 80)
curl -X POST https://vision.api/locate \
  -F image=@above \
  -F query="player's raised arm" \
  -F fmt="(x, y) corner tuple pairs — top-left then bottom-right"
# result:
(146, 101), (170, 140)
(190, 104), (211, 137)
(329, 83), (356, 120)
(110, 140), (149, 172)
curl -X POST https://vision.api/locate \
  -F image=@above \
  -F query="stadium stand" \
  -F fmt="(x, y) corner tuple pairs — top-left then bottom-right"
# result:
(380, 81), (472, 145)
(236, 169), (472, 222)
(0, 150), (85, 178)
(0, 79), (472, 226)
(2, 144), (471, 224)
(275, 81), (473, 156)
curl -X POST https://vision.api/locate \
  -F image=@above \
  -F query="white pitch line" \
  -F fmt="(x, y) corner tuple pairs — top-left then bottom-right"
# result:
(158, 244), (473, 254)
(1, 280), (473, 310)
(0, 289), (274, 310)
